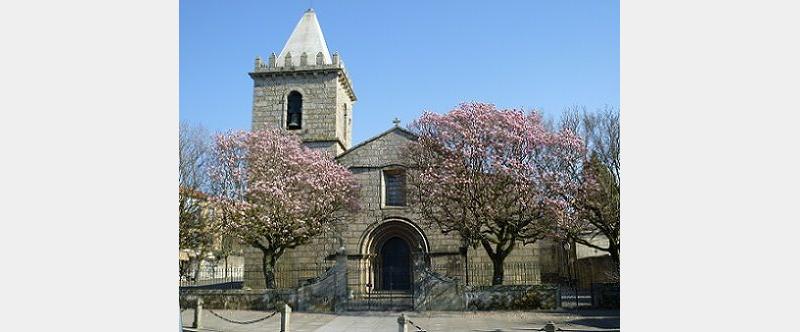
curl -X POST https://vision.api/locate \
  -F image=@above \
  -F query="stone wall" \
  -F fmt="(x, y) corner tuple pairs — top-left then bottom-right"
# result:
(250, 65), (354, 156)
(179, 289), (295, 311)
(243, 237), (339, 290)
(180, 283), (561, 312)
(243, 126), (552, 292)
(184, 252), (347, 312)
(335, 128), (464, 292)
(294, 250), (349, 312)
(576, 255), (616, 288)
(186, 246), (561, 312)
(465, 285), (558, 310)
(413, 265), (466, 311)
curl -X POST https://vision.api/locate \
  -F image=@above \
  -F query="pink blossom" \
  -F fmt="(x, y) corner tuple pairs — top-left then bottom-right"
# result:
(207, 129), (359, 251)
(405, 102), (586, 284)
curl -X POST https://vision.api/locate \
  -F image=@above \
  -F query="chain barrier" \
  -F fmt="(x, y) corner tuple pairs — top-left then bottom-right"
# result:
(207, 309), (279, 325)
(406, 319), (427, 332)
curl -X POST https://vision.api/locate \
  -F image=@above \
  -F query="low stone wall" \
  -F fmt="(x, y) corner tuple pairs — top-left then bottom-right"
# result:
(295, 257), (346, 312)
(465, 285), (558, 310)
(413, 268), (465, 311)
(181, 255), (560, 312)
(179, 289), (296, 311)
(180, 252), (347, 313)
(180, 284), (560, 312)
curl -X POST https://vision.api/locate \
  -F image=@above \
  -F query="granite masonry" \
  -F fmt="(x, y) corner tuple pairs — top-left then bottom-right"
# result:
(228, 9), (570, 312)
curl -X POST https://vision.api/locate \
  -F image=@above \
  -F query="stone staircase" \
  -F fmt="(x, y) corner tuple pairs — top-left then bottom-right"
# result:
(346, 291), (413, 311)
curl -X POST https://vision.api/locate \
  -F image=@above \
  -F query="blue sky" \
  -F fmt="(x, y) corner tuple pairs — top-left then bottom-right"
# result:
(180, 0), (619, 144)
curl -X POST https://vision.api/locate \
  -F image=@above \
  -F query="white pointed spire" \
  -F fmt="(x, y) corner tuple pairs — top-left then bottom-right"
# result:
(277, 9), (332, 67)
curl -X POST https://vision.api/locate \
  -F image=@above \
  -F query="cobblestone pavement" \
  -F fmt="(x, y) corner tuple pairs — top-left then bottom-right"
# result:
(180, 309), (619, 332)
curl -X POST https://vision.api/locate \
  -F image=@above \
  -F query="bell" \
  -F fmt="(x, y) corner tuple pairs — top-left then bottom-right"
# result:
(288, 114), (301, 128)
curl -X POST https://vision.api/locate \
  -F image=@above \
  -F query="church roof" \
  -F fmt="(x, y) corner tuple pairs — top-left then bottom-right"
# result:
(277, 9), (332, 67)
(336, 126), (417, 164)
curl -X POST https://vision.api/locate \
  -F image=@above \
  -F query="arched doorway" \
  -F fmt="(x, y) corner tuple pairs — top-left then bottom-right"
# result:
(379, 237), (411, 290)
(359, 218), (430, 295)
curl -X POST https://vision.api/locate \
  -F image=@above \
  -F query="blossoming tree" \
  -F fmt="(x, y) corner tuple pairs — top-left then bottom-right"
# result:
(560, 106), (620, 270)
(208, 129), (359, 288)
(406, 102), (585, 285)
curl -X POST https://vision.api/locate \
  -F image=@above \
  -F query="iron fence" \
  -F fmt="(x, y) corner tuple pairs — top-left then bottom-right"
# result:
(180, 267), (243, 288)
(431, 261), (543, 288)
(180, 262), (335, 290)
(274, 261), (335, 289)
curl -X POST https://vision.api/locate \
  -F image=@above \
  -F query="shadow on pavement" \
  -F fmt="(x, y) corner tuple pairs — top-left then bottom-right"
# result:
(568, 317), (620, 329)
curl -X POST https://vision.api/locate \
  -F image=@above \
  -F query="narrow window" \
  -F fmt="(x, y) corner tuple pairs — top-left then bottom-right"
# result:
(286, 91), (302, 129)
(383, 169), (406, 207)
(343, 103), (348, 139)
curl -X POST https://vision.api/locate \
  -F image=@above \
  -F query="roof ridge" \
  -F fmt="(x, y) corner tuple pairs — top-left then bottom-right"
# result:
(336, 126), (417, 160)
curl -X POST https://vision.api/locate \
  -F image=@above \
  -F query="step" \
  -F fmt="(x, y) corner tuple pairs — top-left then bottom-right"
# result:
(346, 297), (414, 311)
(360, 295), (412, 300)
(345, 306), (412, 312)
(355, 292), (411, 298)
(345, 304), (413, 311)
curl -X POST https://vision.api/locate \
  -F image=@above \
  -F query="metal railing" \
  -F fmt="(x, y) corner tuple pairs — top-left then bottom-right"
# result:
(179, 262), (335, 290)
(274, 261), (335, 289)
(431, 261), (543, 288)
(180, 267), (243, 288)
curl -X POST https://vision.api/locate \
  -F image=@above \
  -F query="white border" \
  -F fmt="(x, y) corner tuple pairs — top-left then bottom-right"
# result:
(3, 1), (800, 330)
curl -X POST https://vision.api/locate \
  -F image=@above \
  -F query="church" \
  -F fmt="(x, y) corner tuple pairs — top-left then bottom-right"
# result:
(242, 9), (556, 306)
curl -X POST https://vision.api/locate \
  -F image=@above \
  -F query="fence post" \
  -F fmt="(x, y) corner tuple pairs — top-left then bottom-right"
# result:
(192, 298), (203, 329)
(280, 303), (292, 332)
(397, 313), (408, 332)
(544, 321), (556, 332)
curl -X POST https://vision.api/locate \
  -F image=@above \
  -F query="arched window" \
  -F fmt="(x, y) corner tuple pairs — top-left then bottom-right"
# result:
(286, 91), (302, 129)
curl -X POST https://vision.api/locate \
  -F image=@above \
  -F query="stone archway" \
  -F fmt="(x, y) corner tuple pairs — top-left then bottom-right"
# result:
(359, 219), (430, 294)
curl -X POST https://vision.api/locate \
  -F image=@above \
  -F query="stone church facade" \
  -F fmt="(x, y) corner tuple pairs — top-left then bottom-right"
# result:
(242, 9), (557, 299)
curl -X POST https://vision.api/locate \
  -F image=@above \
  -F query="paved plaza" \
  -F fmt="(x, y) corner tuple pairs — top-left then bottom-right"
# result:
(180, 309), (619, 332)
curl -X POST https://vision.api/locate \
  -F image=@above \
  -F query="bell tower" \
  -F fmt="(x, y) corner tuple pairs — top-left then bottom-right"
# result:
(249, 9), (357, 156)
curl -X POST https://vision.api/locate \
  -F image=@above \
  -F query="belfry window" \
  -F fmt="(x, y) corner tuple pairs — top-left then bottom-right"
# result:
(383, 168), (406, 207)
(286, 91), (302, 129)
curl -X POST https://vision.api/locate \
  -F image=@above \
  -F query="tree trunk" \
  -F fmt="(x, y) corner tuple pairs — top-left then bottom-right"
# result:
(609, 244), (619, 265)
(481, 238), (515, 286)
(608, 240), (620, 278)
(491, 255), (506, 286)
(260, 249), (279, 289)
(462, 248), (469, 285)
